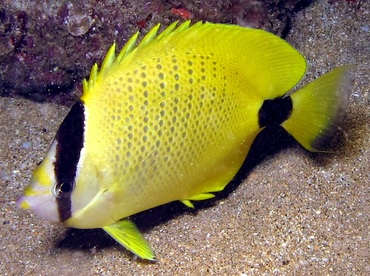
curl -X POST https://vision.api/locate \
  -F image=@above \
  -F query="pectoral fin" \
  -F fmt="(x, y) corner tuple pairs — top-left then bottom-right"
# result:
(103, 218), (155, 261)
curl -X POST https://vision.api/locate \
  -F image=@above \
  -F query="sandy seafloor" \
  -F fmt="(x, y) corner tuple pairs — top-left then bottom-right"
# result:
(1, 1), (369, 275)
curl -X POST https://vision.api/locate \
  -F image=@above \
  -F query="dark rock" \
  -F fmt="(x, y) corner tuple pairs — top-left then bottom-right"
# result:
(0, 0), (313, 105)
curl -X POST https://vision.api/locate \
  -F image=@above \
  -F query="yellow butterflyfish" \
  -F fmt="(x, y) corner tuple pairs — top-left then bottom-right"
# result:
(18, 21), (351, 260)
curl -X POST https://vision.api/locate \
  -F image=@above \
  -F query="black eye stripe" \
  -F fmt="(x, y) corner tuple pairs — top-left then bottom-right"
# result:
(54, 101), (85, 221)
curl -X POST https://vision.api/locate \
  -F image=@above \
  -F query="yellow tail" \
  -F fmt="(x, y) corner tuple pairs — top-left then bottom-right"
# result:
(281, 65), (352, 151)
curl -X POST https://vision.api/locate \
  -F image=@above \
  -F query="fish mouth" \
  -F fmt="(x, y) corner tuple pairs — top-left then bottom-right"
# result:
(16, 195), (31, 210)
(16, 193), (60, 222)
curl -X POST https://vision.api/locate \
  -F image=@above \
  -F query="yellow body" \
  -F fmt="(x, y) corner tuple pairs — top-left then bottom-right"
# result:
(69, 21), (306, 228)
(18, 21), (351, 260)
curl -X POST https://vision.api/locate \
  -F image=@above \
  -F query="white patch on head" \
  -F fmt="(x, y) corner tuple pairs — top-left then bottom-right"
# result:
(18, 140), (61, 222)
(17, 194), (59, 222)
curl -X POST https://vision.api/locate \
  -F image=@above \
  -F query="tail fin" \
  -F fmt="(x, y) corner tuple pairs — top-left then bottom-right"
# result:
(281, 65), (352, 152)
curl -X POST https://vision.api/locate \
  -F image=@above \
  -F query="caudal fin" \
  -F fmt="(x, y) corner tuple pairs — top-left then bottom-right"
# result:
(281, 65), (352, 152)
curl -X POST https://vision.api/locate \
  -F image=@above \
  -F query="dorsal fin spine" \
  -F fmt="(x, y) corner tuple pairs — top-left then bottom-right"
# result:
(84, 63), (98, 93)
(172, 20), (191, 32)
(156, 21), (178, 40)
(99, 43), (116, 78)
(137, 23), (161, 50)
(116, 31), (140, 64)
(82, 79), (88, 93)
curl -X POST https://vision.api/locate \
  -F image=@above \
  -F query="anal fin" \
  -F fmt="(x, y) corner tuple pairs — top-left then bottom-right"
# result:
(180, 193), (215, 208)
(181, 200), (194, 208)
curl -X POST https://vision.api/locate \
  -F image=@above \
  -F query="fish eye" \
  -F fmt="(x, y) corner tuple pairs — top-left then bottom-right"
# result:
(52, 182), (73, 197)
(59, 182), (72, 193)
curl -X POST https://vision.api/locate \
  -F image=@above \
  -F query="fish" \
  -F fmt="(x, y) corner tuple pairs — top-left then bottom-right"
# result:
(17, 21), (351, 260)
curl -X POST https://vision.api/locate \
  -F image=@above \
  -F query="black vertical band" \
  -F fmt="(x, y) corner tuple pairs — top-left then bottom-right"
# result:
(54, 101), (85, 221)
(258, 96), (293, 128)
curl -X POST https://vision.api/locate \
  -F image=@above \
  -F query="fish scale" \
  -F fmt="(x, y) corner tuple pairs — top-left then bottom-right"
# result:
(85, 55), (252, 210)
(81, 37), (259, 214)
(18, 21), (351, 260)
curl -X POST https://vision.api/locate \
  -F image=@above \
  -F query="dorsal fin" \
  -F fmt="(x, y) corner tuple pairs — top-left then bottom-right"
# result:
(115, 31), (140, 64)
(99, 42), (117, 77)
(83, 20), (196, 94)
